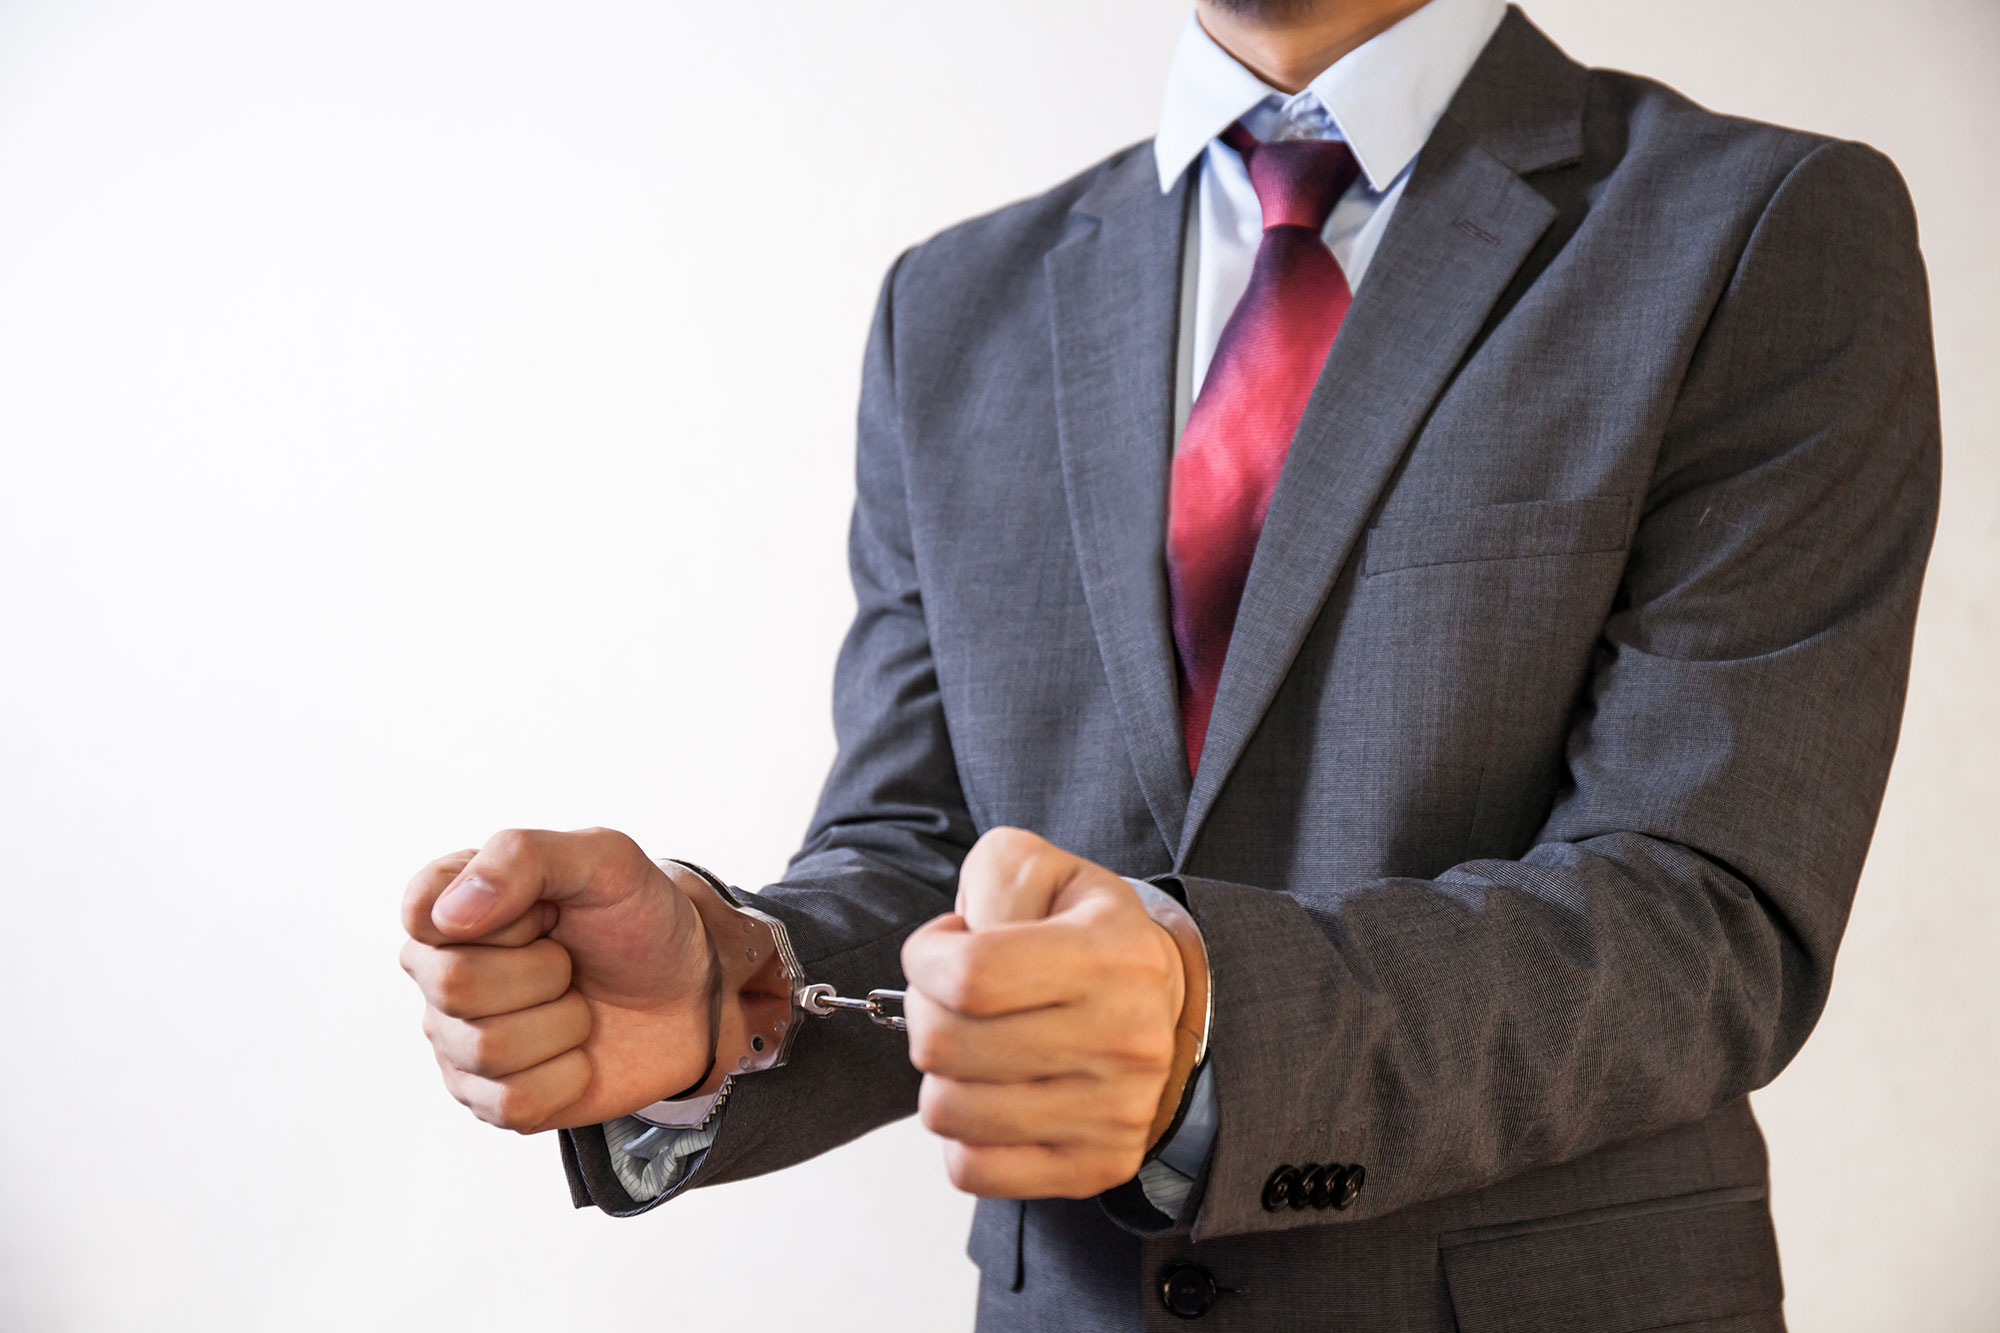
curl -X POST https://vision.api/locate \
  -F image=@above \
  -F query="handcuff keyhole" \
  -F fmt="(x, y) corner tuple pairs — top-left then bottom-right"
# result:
(750, 1035), (766, 1052)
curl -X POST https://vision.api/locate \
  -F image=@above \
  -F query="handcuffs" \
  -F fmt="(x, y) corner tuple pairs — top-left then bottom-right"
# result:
(622, 859), (1212, 1163)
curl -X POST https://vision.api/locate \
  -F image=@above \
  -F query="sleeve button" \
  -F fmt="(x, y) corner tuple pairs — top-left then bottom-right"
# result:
(1307, 1163), (1338, 1209)
(1260, 1164), (1301, 1212)
(1331, 1163), (1365, 1211)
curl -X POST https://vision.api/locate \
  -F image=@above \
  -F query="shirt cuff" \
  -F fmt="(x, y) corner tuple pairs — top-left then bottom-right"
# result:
(603, 1115), (719, 1202)
(1135, 1060), (1218, 1219)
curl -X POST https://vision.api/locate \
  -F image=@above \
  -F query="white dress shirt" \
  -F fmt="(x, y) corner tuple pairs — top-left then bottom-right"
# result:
(604, 0), (1505, 1213)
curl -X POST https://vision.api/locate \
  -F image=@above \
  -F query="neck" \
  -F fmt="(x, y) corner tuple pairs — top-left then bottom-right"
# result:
(1195, 0), (1435, 94)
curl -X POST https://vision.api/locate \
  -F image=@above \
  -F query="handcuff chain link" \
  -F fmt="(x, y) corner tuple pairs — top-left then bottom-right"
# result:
(799, 982), (908, 1031)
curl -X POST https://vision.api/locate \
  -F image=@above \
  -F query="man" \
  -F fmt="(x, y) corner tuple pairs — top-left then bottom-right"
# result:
(399, 0), (1938, 1327)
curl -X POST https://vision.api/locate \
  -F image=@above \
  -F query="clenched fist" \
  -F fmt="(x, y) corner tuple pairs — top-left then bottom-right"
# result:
(901, 827), (1193, 1199)
(399, 828), (722, 1134)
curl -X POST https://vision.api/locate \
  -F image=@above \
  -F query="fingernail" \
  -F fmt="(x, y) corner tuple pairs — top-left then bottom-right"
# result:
(434, 877), (498, 932)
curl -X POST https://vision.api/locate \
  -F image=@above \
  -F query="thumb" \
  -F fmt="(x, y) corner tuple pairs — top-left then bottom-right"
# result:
(957, 826), (1083, 930)
(429, 827), (643, 939)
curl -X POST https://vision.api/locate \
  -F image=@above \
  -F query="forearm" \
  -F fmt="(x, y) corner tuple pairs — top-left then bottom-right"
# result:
(1178, 825), (1823, 1240)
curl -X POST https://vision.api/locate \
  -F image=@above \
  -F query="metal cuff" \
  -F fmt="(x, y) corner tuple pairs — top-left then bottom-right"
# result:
(629, 860), (806, 1132)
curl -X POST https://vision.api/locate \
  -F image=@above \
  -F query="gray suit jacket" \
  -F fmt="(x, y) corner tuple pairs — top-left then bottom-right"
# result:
(560, 10), (1938, 1331)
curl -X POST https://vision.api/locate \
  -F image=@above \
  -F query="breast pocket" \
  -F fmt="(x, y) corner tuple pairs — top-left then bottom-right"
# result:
(1362, 495), (1631, 577)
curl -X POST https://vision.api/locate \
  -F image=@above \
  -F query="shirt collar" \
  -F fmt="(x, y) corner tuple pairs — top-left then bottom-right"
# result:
(1153, 0), (1508, 195)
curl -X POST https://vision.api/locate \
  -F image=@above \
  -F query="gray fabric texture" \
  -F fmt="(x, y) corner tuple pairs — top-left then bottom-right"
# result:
(558, 9), (1938, 1331)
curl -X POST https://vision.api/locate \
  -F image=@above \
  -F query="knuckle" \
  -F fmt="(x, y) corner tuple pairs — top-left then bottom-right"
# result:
(979, 824), (1038, 855)
(938, 951), (989, 1015)
(462, 1027), (507, 1077)
(565, 991), (594, 1041)
(942, 1142), (987, 1194)
(970, 825), (1043, 873)
(430, 959), (479, 1017)
(916, 1078), (955, 1136)
(515, 938), (571, 999)
(481, 828), (536, 876)
(1110, 929), (1166, 980)
(490, 1083), (539, 1132)
(908, 1021), (953, 1074)
(1125, 1023), (1175, 1068)
(402, 853), (464, 934)
(899, 932), (927, 983)
(949, 938), (1016, 1016)
(1015, 845), (1061, 886)
(399, 895), (428, 940)
(581, 826), (639, 861)
(434, 1060), (474, 1111)
(542, 938), (575, 991)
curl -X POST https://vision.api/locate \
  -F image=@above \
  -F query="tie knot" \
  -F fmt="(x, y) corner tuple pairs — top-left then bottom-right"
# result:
(1220, 121), (1360, 233)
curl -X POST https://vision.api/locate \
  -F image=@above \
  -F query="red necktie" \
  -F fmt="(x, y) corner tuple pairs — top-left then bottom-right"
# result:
(1167, 122), (1360, 774)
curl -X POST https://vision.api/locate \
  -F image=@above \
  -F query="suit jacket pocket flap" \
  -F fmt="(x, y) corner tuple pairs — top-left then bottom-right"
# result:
(1440, 1189), (1781, 1333)
(1363, 496), (1630, 576)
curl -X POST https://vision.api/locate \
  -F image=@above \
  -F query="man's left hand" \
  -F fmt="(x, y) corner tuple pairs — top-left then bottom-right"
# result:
(900, 826), (1187, 1199)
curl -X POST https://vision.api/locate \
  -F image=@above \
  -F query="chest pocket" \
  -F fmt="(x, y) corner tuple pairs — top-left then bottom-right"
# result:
(1362, 495), (1631, 577)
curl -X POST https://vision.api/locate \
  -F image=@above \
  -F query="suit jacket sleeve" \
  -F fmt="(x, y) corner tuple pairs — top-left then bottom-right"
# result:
(1176, 139), (1940, 1242)
(560, 250), (978, 1215)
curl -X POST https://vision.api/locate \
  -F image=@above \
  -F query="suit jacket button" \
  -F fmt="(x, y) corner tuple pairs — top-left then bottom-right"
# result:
(1295, 1163), (1326, 1210)
(1331, 1163), (1365, 1211)
(1261, 1165), (1301, 1212)
(1160, 1263), (1218, 1319)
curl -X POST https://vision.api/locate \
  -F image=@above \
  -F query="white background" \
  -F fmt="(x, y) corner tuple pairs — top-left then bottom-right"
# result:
(1, 2), (1994, 1329)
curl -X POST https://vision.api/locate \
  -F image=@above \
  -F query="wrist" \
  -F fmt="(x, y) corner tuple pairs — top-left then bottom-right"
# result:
(659, 859), (728, 1048)
(1125, 878), (1213, 1155)
(1147, 945), (1200, 1154)
(632, 859), (805, 1131)
(650, 859), (728, 1099)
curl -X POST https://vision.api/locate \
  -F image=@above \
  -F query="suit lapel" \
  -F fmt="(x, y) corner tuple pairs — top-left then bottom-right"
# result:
(1047, 153), (1195, 858)
(1177, 11), (1586, 862)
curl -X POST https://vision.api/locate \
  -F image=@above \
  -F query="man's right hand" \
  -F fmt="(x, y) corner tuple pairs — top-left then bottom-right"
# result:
(400, 828), (720, 1135)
